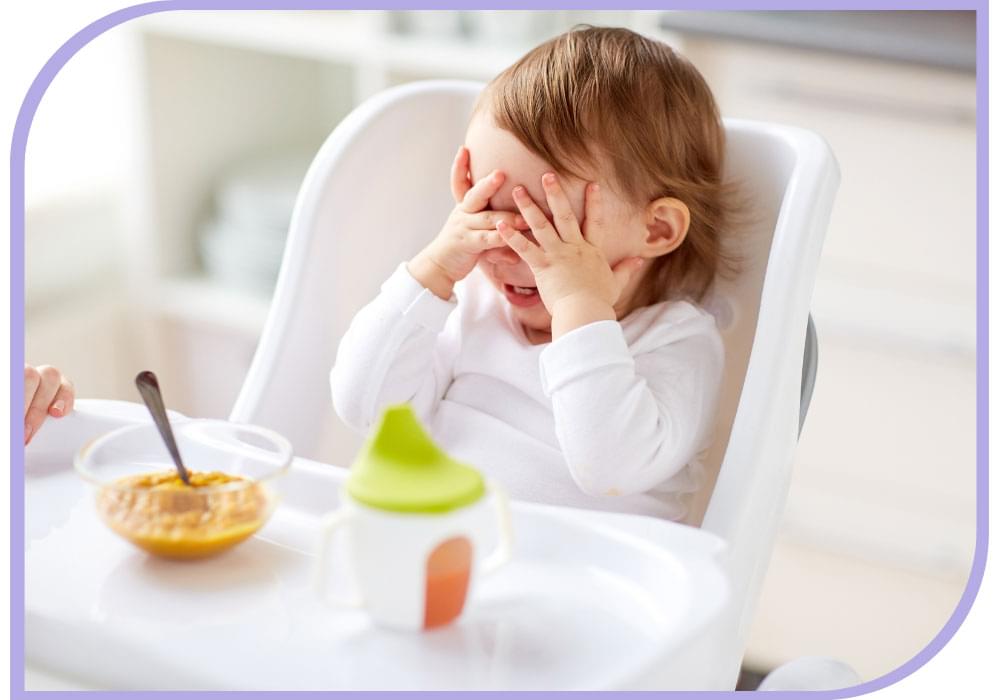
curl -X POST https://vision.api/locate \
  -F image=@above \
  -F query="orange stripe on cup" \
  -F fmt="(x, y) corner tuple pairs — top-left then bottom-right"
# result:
(424, 536), (473, 629)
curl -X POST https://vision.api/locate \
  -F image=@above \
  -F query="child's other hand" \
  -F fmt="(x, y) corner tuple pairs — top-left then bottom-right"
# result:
(24, 364), (75, 445)
(407, 146), (526, 300)
(498, 174), (644, 335)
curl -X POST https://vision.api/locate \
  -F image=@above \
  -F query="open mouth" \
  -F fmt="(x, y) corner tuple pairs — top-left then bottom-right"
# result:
(503, 283), (541, 308)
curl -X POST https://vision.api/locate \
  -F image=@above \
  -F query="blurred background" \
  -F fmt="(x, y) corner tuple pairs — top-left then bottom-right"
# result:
(23, 9), (976, 686)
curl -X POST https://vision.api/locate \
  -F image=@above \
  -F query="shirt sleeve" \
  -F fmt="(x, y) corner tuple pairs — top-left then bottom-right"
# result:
(330, 262), (459, 434)
(538, 316), (724, 497)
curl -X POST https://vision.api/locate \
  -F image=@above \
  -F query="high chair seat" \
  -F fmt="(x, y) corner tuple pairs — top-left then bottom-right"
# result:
(230, 80), (843, 689)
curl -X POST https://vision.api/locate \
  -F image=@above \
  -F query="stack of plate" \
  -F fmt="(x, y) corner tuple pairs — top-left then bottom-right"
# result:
(198, 151), (313, 295)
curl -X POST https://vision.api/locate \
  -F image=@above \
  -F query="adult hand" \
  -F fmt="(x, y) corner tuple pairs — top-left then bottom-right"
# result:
(24, 364), (74, 445)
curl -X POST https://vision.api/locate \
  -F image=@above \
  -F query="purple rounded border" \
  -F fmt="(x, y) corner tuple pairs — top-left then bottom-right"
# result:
(9, 1), (988, 698)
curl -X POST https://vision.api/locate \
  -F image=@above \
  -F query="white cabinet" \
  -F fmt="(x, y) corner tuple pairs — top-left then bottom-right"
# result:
(685, 38), (976, 350)
(25, 293), (135, 403)
(682, 37), (976, 679)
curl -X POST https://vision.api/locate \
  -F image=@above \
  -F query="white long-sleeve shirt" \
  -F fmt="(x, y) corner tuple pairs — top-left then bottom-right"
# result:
(331, 263), (724, 521)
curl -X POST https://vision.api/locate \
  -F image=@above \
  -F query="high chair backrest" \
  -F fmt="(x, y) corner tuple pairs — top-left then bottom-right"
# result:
(231, 80), (839, 675)
(231, 82), (478, 464)
(698, 119), (838, 671)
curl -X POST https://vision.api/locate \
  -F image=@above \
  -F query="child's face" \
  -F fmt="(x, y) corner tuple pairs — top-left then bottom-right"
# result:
(465, 110), (649, 339)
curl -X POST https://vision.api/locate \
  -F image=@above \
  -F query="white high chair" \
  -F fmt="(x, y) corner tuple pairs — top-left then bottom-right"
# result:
(228, 81), (851, 690)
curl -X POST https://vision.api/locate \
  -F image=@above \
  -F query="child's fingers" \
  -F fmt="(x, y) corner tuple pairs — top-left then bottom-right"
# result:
(461, 170), (505, 213)
(457, 226), (507, 251)
(512, 186), (561, 249)
(48, 380), (75, 418)
(469, 228), (507, 251)
(450, 146), (472, 203)
(465, 210), (527, 234)
(541, 173), (584, 243)
(582, 183), (606, 247)
(497, 220), (543, 265)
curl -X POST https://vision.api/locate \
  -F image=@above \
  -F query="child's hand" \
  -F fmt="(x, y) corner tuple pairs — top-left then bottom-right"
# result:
(497, 174), (645, 338)
(24, 364), (75, 445)
(407, 146), (526, 300)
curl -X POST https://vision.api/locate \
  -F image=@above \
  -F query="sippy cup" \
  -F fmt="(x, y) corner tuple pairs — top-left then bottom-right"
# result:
(316, 404), (513, 630)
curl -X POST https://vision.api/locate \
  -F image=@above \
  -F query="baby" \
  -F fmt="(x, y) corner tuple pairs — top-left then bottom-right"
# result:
(332, 27), (733, 523)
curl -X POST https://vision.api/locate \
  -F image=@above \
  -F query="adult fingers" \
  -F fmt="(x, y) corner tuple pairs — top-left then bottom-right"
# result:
(497, 220), (544, 266)
(461, 169), (505, 213)
(541, 173), (583, 242)
(48, 379), (75, 417)
(24, 365), (40, 419)
(450, 146), (472, 203)
(25, 365), (61, 444)
(582, 183), (607, 247)
(512, 186), (561, 250)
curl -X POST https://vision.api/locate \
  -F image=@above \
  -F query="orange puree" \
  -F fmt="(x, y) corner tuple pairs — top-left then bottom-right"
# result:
(95, 471), (271, 559)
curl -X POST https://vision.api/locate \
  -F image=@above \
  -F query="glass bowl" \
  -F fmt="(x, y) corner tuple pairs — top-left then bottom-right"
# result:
(75, 419), (292, 559)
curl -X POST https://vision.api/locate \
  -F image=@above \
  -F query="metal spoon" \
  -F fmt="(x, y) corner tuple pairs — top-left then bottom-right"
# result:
(135, 370), (191, 486)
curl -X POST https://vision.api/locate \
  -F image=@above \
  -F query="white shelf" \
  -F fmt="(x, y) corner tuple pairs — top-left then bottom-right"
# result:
(138, 11), (531, 79)
(137, 11), (377, 62)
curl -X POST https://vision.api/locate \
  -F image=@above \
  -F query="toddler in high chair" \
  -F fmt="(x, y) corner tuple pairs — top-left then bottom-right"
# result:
(331, 27), (735, 524)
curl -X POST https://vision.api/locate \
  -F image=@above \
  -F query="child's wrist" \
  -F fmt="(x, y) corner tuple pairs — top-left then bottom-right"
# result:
(550, 295), (616, 340)
(407, 253), (456, 301)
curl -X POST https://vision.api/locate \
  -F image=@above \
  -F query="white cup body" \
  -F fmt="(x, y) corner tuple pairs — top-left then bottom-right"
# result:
(321, 491), (500, 631)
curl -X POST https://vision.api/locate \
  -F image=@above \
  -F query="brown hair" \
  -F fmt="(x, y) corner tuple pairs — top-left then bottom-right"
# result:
(482, 26), (738, 309)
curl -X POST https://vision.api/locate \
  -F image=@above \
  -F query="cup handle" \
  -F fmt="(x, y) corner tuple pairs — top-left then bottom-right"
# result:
(315, 508), (364, 608)
(480, 479), (513, 575)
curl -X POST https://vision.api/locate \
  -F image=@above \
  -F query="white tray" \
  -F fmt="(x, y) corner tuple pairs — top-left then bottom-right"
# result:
(25, 407), (730, 690)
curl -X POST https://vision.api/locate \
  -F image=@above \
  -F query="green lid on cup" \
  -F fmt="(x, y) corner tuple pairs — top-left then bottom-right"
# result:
(346, 404), (485, 514)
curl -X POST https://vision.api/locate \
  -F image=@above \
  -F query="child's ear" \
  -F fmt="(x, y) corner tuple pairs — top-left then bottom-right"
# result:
(642, 197), (690, 258)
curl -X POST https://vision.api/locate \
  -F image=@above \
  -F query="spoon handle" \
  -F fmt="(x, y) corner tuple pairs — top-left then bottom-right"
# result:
(135, 371), (191, 485)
